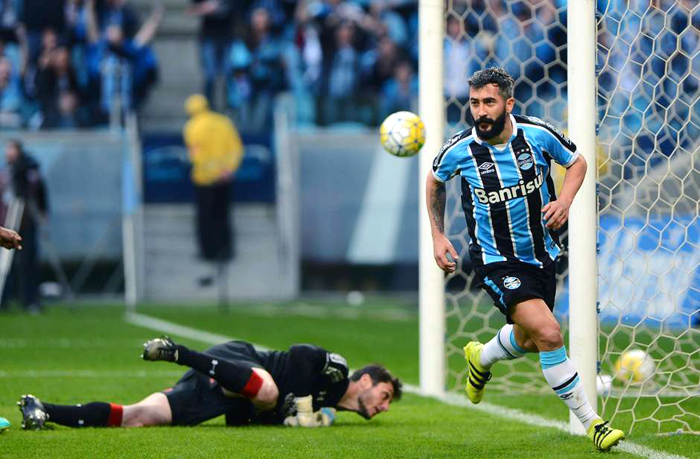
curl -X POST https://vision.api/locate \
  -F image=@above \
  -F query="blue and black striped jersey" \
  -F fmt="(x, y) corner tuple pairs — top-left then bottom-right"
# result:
(432, 114), (579, 267)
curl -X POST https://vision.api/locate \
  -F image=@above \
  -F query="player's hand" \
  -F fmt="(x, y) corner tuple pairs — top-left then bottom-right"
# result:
(433, 234), (458, 273)
(0, 227), (22, 250)
(283, 407), (336, 428)
(283, 395), (335, 427)
(314, 408), (336, 427)
(541, 199), (571, 230)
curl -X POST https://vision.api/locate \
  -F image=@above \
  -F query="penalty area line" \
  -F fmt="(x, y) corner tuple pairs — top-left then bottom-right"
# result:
(124, 312), (687, 459)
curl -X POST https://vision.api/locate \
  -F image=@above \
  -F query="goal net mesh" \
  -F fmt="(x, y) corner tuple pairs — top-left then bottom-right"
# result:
(442, 0), (699, 435)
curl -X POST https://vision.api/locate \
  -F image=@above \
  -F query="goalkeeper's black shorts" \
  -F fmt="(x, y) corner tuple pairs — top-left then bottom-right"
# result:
(473, 259), (557, 324)
(163, 342), (262, 426)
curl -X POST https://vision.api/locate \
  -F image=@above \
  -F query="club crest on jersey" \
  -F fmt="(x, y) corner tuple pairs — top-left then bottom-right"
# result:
(517, 152), (534, 170)
(473, 173), (544, 204)
(478, 162), (495, 174)
(503, 277), (521, 290)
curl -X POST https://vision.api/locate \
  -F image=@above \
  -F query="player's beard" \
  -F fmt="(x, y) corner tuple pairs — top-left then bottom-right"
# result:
(474, 109), (508, 140)
(357, 394), (372, 420)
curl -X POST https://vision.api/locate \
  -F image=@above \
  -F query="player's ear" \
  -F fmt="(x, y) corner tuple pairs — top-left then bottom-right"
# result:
(505, 96), (515, 113)
(360, 373), (374, 389)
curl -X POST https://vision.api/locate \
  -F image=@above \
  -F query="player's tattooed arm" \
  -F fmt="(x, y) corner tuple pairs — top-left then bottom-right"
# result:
(429, 183), (446, 234)
(426, 173), (458, 273)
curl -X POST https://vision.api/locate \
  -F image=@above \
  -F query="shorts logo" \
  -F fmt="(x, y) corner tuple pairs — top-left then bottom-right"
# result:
(478, 162), (495, 174)
(503, 277), (521, 290)
(517, 153), (533, 170)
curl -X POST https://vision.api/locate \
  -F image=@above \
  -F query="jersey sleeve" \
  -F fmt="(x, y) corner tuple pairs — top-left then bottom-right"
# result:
(287, 344), (349, 396)
(539, 121), (579, 168)
(431, 141), (462, 182)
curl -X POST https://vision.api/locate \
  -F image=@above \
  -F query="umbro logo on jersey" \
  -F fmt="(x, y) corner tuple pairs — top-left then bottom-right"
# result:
(473, 173), (544, 205)
(478, 162), (495, 174)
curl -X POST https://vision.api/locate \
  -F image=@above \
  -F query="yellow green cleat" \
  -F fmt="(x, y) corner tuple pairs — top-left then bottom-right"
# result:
(463, 341), (491, 404)
(588, 419), (625, 452)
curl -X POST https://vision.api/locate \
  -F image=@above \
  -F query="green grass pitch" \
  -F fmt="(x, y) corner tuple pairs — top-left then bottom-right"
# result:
(0, 300), (697, 458)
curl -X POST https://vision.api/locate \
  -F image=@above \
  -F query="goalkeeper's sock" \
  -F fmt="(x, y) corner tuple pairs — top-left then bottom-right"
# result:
(540, 346), (598, 430)
(175, 346), (263, 398)
(480, 324), (528, 369)
(43, 402), (123, 427)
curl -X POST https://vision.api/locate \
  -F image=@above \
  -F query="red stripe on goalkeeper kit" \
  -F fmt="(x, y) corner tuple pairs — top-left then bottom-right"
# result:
(240, 371), (264, 398)
(107, 404), (123, 427)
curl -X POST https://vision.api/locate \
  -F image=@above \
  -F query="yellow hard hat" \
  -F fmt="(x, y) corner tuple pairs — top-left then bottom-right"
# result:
(185, 94), (209, 115)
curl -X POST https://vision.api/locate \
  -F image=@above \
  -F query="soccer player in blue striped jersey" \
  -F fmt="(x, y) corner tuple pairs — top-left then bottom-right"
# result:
(426, 67), (624, 452)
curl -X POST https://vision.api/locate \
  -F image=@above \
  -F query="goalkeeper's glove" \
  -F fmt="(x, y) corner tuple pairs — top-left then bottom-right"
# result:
(283, 395), (336, 427)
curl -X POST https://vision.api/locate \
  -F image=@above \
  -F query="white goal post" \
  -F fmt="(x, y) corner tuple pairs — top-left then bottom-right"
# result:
(565, 0), (598, 435)
(418, 0), (446, 397)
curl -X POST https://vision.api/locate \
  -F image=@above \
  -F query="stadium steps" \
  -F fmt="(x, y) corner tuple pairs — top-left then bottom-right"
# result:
(132, 0), (202, 131)
(142, 204), (292, 301)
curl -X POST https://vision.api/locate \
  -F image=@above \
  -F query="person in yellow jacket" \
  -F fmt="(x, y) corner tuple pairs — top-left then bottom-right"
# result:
(183, 94), (244, 264)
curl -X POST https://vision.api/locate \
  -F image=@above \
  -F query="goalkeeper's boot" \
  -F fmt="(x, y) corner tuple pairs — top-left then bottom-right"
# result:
(463, 341), (491, 404)
(588, 419), (625, 452)
(141, 336), (178, 362)
(0, 417), (10, 432)
(17, 394), (48, 430)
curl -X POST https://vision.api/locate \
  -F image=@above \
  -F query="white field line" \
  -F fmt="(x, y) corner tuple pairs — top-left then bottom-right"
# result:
(414, 391), (689, 459)
(124, 312), (687, 459)
(239, 303), (414, 322)
(0, 370), (182, 378)
(0, 338), (142, 348)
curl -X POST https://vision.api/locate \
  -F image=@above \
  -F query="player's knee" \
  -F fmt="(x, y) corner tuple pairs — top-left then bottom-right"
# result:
(253, 379), (279, 410)
(122, 394), (172, 427)
(535, 325), (563, 350)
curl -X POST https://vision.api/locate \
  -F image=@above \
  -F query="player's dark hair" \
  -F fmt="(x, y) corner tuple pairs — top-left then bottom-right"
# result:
(468, 67), (515, 100)
(350, 364), (403, 401)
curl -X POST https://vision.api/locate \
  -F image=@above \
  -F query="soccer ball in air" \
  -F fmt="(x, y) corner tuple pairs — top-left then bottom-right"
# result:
(379, 111), (426, 157)
(614, 350), (656, 383)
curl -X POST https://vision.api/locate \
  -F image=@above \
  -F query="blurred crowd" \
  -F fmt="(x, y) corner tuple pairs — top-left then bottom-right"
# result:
(597, 0), (698, 178)
(0, 0), (161, 130)
(195, 0), (571, 131)
(0, 0), (696, 134)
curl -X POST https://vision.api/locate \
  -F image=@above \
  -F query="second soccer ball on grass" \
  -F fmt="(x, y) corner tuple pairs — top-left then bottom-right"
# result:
(614, 349), (656, 383)
(379, 111), (426, 157)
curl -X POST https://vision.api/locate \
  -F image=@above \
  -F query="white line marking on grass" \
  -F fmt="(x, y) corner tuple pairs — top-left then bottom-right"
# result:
(125, 312), (255, 349)
(0, 338), (140, 348)
(124, 312), (688, 459)
(409, 389), (689, 459)
(0, 370), (182, 378)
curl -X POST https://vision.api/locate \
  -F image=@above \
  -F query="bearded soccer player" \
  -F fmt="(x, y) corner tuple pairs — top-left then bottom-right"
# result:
(426, 67), (624, 452)
(18, 337), (401, 430)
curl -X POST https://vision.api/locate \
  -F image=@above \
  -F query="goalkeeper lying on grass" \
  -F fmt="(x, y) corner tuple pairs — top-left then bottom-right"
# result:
(18, 337), (401, 429)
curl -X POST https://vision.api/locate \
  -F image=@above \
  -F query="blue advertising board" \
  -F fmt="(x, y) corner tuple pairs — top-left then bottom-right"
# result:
(141, 133), (275, 203)
(557, 214), (699, 328)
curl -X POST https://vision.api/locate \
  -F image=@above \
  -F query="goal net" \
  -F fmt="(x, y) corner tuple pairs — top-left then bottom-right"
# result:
(440, 0), (699, 435)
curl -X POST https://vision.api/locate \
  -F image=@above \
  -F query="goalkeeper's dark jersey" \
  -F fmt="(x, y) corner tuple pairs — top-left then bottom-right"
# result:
(203, 341), (350, 424)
